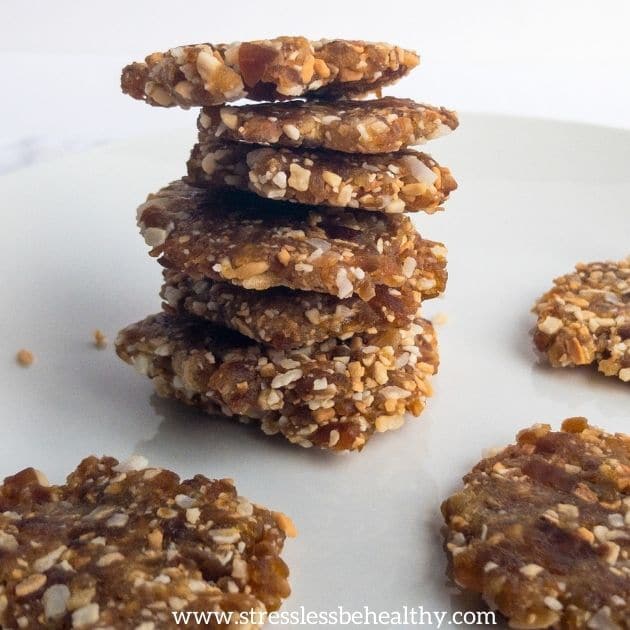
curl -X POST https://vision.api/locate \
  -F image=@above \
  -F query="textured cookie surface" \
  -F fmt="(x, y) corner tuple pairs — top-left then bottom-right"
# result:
(442, 418), (630, 629)
(533, 259), (630, 382)
(187, 142), (456, 213)
(121, 37), (419, 107)
(199, 97), (458, 154)
(161, 270), (420, 350)
(137, 180), (448, 310)
(0, 456), (293, 629)
(116, 312), (438, 451)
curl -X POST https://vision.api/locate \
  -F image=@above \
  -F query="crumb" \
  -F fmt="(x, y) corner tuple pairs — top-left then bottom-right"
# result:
(93, 329), (108, 349)
(16, 349), (34, 367)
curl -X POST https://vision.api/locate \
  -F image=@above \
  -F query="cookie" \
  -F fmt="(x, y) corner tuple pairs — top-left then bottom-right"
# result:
(115, 312), (438, 451)
(187, 142), (456, 213)
(121, 37), (419, 108)
(442, 418), (630, 629)
(0, 456), (294, 629)
(533, 258), (630, 382)
(137, 181), (448, 308)
(161, 270), (421, 350)
(199, 97), (458, 154)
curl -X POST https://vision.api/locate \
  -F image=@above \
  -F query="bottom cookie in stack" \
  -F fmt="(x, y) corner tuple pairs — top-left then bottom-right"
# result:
(115, 311), (438, 452)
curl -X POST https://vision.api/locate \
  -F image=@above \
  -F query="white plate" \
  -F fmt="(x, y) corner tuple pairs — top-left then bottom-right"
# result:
(1, 115), (628, 627)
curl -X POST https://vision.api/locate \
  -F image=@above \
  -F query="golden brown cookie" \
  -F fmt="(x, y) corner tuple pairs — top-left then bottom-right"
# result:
(121, 37), (419, 107)
(137, 181), (448, 310)
(161, 270), (421, 350)
(187, 142), (456, 213)
(533, 258), (630, 382)
(442, 418), (630, 629)
(0, 456), (294, 629)
(199, 97), (458, 153)
(116, 311), (438, 452)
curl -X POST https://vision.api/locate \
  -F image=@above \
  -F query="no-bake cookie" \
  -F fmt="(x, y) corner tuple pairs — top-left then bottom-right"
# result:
(442, 418), (630, 629)
(161, 270), (421, 350)
(0, 456), (293, 628)
(116, 311), (438, 451)
(187, 142), (456, 213)
(198, 97), (458, 153)
(533, 258), (630, 382)
(121, 37), (419, 108)
(138, 180), (448, 306)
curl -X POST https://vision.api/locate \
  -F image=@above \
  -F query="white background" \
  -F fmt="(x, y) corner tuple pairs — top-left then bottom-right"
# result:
(1, 0), (629, 172)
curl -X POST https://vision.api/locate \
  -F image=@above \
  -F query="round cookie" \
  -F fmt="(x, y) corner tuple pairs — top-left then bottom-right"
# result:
(121, 37), (419, 108)
(533, 258), (629, 382)
(187, 142), (456, 214)
(442, 418), (630, 628)
(0, 456), (294, 628)
(116, 311), (438, 452)
(137, 180), (448, 310)
(199, 97), (458, 154)
(161, 270), (422, 350)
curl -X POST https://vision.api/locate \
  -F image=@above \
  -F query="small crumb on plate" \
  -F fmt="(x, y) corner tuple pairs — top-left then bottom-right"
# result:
(16, 349), (34, 367)
(93, 329), (108, 349)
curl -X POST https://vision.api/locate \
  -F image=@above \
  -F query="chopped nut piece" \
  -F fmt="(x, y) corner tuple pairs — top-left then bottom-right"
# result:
(287, 163), (311, 191)
(220, 107), (239, 130)
(147, 528), (163, 551)
(113, 454), (149, 473)
(15, 574), (46, 598)
(322, 170), (342, 188)
(276, 248), (291, 266)
(0, 531), (18, 552)
(72, 603), (100, 628)
(520, 564), (544, 579)
(43, 584), (71, 621)
(442, 419), (630, 628)
(538, 315), (563, 336)
(273, 512), (298, 538)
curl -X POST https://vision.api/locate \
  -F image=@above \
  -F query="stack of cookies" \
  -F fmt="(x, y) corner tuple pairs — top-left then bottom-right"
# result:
(116, 36), (458, 452)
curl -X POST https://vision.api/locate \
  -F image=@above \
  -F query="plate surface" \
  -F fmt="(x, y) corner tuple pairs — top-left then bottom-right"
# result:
(1, 115), (628, 626)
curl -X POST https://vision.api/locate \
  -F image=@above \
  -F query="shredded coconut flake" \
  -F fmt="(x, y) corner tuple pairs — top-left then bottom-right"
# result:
(401, 155), (437, 185)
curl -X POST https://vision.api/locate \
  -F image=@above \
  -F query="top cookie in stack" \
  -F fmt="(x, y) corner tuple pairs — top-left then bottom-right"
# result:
(117, 36), (458, 452)
(121, 37), (422, 105)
